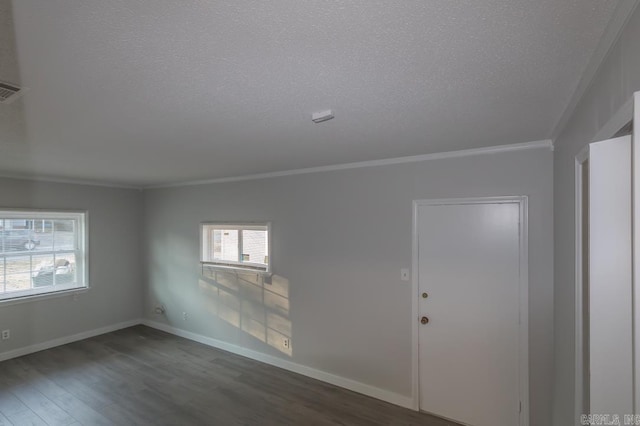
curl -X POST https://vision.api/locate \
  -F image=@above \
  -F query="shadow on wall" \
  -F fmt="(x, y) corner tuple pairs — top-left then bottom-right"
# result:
(199, 267), (292, 357)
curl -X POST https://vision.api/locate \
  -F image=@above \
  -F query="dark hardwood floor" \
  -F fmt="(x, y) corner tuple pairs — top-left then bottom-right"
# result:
(0, 326), (460, 425)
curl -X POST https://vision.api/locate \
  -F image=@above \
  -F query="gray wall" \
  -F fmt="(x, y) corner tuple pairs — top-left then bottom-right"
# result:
(0, 178), (143, 352)
(552, 6), (640, 426)
(143, 147), (554, 425)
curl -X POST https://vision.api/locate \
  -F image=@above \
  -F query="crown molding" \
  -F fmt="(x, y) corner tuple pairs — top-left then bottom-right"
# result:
(0, 173), (142, 190)
(591, 95), (634, 143)
(147, 139), (553, 189)
(550, 0), (640, 140)
(0, 139), (553, 190)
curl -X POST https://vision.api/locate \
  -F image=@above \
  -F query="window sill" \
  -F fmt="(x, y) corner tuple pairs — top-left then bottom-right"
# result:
(0, 286), (89, 307)
(201, 263), (272, 276)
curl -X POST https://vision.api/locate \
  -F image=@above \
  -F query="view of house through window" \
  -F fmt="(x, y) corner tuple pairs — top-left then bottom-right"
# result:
(201, 223), (270, 272)
(0, 210), (87, 301)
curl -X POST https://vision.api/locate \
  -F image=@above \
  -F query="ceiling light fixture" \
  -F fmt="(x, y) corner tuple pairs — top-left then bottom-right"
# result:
(311, 110), (334, 123)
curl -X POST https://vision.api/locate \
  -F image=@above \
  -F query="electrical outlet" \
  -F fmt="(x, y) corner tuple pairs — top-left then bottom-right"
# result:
(283, 338), (290, 349)
(182, 312), (188, 321)
(1, 330), (10, 340)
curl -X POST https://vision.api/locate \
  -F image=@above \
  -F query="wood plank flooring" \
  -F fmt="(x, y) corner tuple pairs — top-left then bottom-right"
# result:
(0, 326), (461, 425)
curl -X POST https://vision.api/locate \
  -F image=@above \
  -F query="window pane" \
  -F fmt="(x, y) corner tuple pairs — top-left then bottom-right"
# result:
(37, 220), (54, 252)
(5, 255), (30, 276)
(32, 253), (56, 287)
(0, 220), (39, 253)
(53, 220), (75, 251)
(0, 219), (4, 253)
(6, 271), (31, 292)
(210, 229), (220, 259)
(213, 229), (238, 262)
(242, 230), (268, 265)
(6, 254), (33, 292)
(53, 254), (77, 286)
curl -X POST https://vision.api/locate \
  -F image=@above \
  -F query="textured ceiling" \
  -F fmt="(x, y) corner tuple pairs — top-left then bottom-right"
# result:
(0, 0), (623, 186)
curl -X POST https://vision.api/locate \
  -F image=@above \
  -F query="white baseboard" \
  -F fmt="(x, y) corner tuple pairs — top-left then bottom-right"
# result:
(0, 318), (142, 362)
(141, 319), (415, 410)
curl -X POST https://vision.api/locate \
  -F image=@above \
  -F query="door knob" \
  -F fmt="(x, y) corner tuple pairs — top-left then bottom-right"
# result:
(422, 292), (428, 299)
(421, 316), (429, 324)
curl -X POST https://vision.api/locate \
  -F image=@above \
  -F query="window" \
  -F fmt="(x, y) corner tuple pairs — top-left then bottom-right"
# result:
(0, 210), (88, 302)
(200, 223), (270, 272)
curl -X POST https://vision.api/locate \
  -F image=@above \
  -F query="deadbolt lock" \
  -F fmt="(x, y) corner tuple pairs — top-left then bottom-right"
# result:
(420, 316), (429, 324)
(422, 292), (428, 299)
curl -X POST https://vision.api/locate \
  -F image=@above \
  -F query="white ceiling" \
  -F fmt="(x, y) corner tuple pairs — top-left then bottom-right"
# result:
(0, 0), (625, 186)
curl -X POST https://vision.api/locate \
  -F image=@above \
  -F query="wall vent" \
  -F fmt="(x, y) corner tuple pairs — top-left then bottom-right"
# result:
(0, 81), (23, 104)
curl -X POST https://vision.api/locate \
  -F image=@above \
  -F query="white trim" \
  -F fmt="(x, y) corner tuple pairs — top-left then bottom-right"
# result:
(633, 91), (640, 414)
(519, 197), (530, 426)
(0, 319), (141, 362)
(0, 173), (142, 190)
(551, 0), (639, 140)
(0, 287), (88, 307)
(200, 264), (273, 276)
(0, 140), (552, 190)
(146, 140), (553, 189)
(0, 285), (89, 305)
(575, 152), (588, 425)
(411, 200), (420, 411)
(576, 146), (590, 165)
(411, 196), (529, 425)
(592, 96), (634, 143)
(141, 319), (414, 409)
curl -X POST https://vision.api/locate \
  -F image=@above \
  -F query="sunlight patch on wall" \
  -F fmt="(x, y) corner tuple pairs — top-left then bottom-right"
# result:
(199, 267), (292, 356)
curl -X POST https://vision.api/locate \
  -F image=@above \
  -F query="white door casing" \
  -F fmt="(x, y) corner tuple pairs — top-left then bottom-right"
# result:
(633, 91), (640, 414)
(574, 91), (638, 423)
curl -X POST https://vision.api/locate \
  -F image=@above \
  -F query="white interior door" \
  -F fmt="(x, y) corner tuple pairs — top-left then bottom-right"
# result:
(575, 134), (634, 423)
(416, 200), (524, 426)
(588, 135), (633, 416)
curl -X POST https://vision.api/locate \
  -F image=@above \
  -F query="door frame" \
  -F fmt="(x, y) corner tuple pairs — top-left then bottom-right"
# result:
(574, 146), (590, 425)
(574, 91), (638, 423)
(634, 91), (640, 415)
(411, 196), (529, 426)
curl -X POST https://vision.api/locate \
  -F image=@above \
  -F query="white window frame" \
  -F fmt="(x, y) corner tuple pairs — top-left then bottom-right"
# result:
(200, 222), (271, 273)
(0, 209), (89, 304)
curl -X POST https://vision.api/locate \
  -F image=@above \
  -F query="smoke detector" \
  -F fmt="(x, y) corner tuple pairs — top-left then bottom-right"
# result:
(311, 110), (334, 123)
(0, 81), (24, 104)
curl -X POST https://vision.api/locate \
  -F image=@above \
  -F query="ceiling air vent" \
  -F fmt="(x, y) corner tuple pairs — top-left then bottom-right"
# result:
(0, 81), (23, 104)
